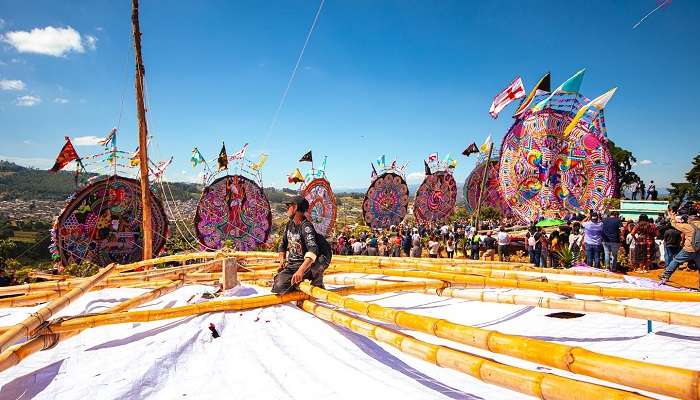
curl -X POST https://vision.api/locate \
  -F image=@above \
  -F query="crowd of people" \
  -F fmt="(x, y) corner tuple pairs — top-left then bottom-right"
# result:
(327, 207), (700, 287)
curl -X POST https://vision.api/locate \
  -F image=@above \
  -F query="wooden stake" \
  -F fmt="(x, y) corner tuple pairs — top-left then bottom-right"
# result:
(132, 0), (153, 261)
(474, 142), (494, 231)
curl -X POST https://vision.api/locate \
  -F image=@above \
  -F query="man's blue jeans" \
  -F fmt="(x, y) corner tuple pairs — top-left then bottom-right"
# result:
(585, 244), (603, 269)
(602, 242), (621, 271)
(662, 250), (700, 281)
(664, 246), (681, 267)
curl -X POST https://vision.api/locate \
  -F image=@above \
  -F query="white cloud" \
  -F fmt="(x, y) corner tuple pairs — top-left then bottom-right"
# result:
(95, 27), (104, 32)
(639, 159), (653, 165)
(2, 26), (96, 57)
(0, 79), (25, 91)
(16, 95), (40, 106)
(0, 155), (54, 169)
(54, 97), (69, 104)
(84, 35), (97, 51)
(406, 171), (425, 183)
(22, 140), (31, 145)
(72, 135), (104, 146)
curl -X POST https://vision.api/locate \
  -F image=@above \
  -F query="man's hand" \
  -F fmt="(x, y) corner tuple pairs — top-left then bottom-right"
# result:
(291, 269), (305, 285)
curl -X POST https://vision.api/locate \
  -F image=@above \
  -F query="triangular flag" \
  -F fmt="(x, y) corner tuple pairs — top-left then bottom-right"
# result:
(288, 168), (305, 184)
(462, 143), (479, 156)
(532, 69), (585, 112)
(370, 163), (377, 179)
(376, 155), (386, 168)
(424, 160), (432, 176)
(129, 147), (140, 167)
(426, 153), (438, 163)
(514, 72), (551, 116)
(191, 147), (206, 168)
(250, 154), (268, 171)
(228, 143), (248, 161)
(563, 87), (618, 136)
(97, 128), (117, 148)
(321, 155), (328, 172)
(49, 137), (80, 172)
(217, 143), (228, 171)
(299, 150), (313, 163)
(479, 135), (492, 153)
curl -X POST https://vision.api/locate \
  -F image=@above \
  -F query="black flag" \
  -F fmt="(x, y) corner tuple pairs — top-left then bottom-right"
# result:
(424, 160), (432, 176)
(371, 163), (377, 179)
(462, 143), (479, 157)
(218, 143), (228, 171)
(299, 150), (313, 163)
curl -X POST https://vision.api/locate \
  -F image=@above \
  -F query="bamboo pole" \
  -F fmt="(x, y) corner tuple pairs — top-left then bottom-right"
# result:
(301, 300), (652, 400)
(298, 283), (700, 400)
(0, 280), (184, 373)
(41, 282), (437, 334)
(329, 265), (700, 302)
(0, 291), (61, 308)
(425, 287), (700, 329)
(0, 264), (115, 353)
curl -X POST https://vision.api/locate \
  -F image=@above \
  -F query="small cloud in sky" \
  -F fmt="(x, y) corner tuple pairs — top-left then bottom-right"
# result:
(406, 171), (425, 183)
(10, 58), (24, 64)
(639, 159), (653, 165)
(2, 26), (96, 57)
(54, 97), (69, 104)
(22, 140), (31, 145)
(95, 27), (104, 32)
(73, 135), (104, 146)
(16, 95), (40, 106)
(0, 79), (25, 91)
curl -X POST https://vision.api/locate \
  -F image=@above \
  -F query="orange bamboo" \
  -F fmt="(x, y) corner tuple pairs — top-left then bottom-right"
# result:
(301, 301), (651, 400)
(299, 282), (700, 400)
(0, 291), (60, 308)
(0, 264), (115, 353)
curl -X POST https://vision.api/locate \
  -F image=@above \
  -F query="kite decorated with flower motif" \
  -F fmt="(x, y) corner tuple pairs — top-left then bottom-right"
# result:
(498, 72), (617, 222)
(51, 176), (168, 266)
(414, 154), (457, 223)
(363, 157), (409, 228)
(464, 159), (512, 217)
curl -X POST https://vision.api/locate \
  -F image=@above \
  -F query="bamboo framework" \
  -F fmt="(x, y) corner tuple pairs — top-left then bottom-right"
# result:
(1, 250), (699, 399)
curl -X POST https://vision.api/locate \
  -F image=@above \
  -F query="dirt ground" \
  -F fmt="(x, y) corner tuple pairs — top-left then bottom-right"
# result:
(629, 267), (699, 290)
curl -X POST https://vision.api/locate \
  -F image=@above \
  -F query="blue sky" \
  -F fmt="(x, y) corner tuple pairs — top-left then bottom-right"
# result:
(0, 0), (698, 190)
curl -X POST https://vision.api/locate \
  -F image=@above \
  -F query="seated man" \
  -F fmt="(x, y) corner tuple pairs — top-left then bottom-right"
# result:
(272, 196), (330, 294)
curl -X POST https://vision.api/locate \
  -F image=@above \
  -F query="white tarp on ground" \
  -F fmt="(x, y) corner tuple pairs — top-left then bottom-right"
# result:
(1, 274), (700, 400)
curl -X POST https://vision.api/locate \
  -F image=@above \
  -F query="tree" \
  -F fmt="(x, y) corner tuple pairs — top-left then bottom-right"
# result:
(607, 139), (641, 195)
(668, 153), (700, 206)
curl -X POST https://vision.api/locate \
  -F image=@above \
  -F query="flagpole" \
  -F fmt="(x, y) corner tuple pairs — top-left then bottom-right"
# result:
(132, 0), (153, 262)
(474, 142), (494, 231)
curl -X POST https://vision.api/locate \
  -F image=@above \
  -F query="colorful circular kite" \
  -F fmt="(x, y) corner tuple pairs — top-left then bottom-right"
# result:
(498, 93), (616, 222)
(414, 171), (457, 223)
(302, 177), (337, 237)
(194, 175), (272, 251)
(362, 173), (409, 229)
(463, 159), (512, 217)
(51, 176), (168, 267)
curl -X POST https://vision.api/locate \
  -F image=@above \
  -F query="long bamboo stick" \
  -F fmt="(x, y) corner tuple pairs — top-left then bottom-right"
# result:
(0, 264), (115, 353)
(425, 287), (700, 329)
(329, 265), (700, 302)
(41, 281), (440, 334)
(300, 300), (652, 400)
(0, 280), (184, 373)
(298, 282), (700, 400)
(0, 291), (60, 308)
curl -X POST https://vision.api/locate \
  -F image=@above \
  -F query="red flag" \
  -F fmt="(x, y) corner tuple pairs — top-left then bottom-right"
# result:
(49, 137), (80, 172)
(489, 76), (525, 119)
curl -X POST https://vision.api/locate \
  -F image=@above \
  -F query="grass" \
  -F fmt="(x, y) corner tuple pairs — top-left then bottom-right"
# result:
(9, 231), (41, 243)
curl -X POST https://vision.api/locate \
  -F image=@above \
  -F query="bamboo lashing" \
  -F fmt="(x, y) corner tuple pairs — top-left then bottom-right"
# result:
(300, 301), (652, 400)
(0, 264), (115, 353)
(298, 282), (700, 400)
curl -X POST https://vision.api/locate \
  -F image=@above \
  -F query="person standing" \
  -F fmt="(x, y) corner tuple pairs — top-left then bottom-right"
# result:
(428, 236), (440, 258)
(631, 181), (639, 200)
(549, 230), (561, 268)
(662, 219), (683, 268)
(647, 180), (657, 200)
(532, 228), (543, 267)
(470, 232), (481, 260)
(569, 226), (583, 262)
(582, 213), (604, 269)
(660, 212), (700, 285)
(601, 212), (622, 272)
(482, 232), (497, 261)
(496, 227), (510, 262)
(410, 230), (422, 258)
(446, 237), (455, 259)
(631, 214), (658, 273)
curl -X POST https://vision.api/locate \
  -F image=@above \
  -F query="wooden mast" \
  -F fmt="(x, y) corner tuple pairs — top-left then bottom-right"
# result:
(474, 141), (494, 231)
(131, 0), (153, 261)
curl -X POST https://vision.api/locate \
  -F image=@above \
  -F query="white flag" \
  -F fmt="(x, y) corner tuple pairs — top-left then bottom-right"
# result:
(479, 135), (492, 153)
(489, 76), (525, 119)
(228, 143), (249, 161)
